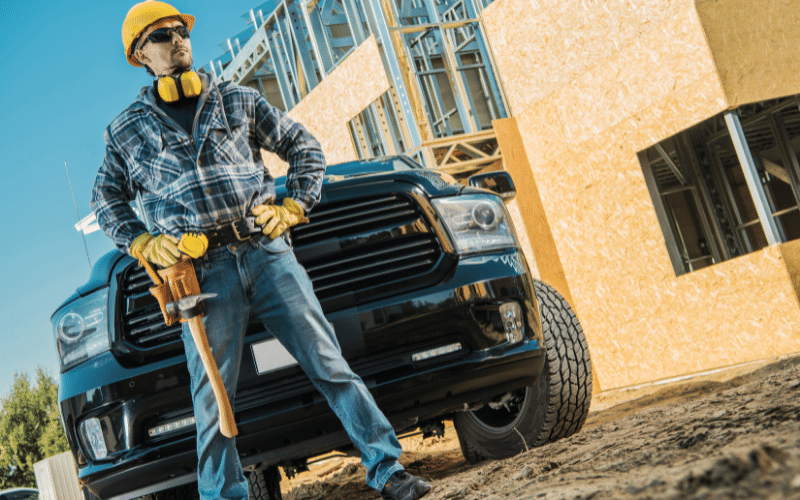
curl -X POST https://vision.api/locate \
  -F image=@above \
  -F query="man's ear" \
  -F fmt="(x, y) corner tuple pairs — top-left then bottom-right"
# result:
(134, 47), (149, 66)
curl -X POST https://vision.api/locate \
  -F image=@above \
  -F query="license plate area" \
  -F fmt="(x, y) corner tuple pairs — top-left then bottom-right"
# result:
(251, 338), (298, 375)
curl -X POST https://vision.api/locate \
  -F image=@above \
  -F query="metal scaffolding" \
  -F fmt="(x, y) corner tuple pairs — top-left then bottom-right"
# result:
(390, 0), (507, 137)
(204, 0), (508, 175)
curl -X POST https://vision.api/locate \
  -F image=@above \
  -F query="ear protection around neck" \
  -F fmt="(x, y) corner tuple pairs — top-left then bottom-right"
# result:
(157, 71), (201, 103)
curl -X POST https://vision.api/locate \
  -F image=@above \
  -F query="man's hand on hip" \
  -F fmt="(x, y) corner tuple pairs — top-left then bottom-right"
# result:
(252, 198), (309, 239)
(129, 233), (182, 268)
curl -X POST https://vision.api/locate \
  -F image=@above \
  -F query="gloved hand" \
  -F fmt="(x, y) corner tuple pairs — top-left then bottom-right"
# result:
(129, 232), (181, 268)
(178, 232), (209, 259)
(252, 197), (309, 239)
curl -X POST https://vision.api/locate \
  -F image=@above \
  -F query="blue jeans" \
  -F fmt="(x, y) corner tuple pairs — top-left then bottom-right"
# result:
(181, 234), (404, 500)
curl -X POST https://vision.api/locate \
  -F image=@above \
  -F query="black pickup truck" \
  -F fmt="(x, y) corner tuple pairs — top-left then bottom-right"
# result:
(52, 156), (592, 500)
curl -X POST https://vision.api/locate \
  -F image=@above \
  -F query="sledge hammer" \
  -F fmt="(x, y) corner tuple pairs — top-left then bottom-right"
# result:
(136, 234), (239, 438)
(166, 292), (238, 438)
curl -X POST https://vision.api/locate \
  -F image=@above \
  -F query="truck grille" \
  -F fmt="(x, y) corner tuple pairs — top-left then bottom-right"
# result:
(121, 267), (183, 347)
(292, 193), (441, 300)
(120, 191), (443, 349)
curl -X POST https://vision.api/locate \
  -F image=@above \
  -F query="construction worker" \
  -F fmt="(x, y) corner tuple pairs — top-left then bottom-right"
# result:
(91, 2), (432, 499)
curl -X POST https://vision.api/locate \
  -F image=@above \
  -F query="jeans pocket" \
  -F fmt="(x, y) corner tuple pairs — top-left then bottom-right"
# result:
(192, 259), (208, 286)
(258, 234), (292, 255)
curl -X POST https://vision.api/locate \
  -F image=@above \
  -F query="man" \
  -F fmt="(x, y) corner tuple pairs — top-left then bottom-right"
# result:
(91, 2), (432, 499)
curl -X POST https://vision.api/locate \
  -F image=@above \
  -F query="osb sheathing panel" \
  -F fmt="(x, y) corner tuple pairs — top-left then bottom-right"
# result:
(493, 117), (571, 306)
(496, 0), (800, 388)
(261, 36), (390, 178)
(779, 239), (800, 308)
(695, 0), (800, 107)
(482, 0), (704, 117)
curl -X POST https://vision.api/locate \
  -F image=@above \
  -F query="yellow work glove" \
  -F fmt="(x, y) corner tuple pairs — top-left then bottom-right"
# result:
(251, 197), (310, 239)
(129, 232), (181, 268)
(178, 232), (209, 259)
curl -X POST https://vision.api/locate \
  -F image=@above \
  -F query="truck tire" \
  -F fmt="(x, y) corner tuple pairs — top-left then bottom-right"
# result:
(453, 280), (592, 463)
(247, 467), (282, 500)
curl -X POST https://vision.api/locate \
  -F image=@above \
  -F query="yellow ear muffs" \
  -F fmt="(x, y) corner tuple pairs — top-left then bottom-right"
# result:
(157, 71), (201, 103)
(180, 71), (202, 99)
(157, 76), (180, 103)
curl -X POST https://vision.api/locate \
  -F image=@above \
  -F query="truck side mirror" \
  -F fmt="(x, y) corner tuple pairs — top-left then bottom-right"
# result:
(468, 171), (516, 200)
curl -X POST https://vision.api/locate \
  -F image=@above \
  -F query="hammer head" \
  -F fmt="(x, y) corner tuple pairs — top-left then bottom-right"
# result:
(165, 293), (218, 320)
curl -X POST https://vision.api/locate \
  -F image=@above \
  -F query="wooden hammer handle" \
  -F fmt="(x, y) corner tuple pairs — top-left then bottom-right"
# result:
(187, 316), (238, 438)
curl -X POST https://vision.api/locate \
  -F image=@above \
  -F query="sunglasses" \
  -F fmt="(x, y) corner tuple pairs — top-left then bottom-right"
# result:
(139, 26), (190, 49)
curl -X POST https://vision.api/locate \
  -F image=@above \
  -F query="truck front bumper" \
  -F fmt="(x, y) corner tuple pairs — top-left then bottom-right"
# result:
(62, 249), (545, 499)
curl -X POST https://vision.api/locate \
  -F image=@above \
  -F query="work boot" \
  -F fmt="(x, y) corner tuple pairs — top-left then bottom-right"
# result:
(381, 471), (432, 500)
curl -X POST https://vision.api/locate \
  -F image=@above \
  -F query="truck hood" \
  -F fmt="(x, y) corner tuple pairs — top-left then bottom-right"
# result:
(276, 167), (462, 200)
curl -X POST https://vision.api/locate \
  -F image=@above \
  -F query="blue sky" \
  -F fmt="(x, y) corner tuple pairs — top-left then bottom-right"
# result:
(0, 0), (266, 395)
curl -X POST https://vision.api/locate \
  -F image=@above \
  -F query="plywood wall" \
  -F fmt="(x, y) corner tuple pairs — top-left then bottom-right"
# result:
(261, 36), (391, 178)
(695, 0), (800, 107)
(483, 0), (706, 117)
(495, 117), (572, 307)
(484, 0), (800, 388)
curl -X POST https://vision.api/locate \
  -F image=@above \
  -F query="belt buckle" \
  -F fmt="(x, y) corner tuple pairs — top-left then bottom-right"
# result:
(231, 220), (252, 241)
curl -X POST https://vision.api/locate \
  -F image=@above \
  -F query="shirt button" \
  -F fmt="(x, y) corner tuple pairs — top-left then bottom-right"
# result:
(231, 245), (237, 251)
(205, 188), (212, 195)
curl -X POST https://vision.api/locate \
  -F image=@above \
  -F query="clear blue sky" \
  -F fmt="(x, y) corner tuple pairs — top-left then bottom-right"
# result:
(0, 0), (266, 395)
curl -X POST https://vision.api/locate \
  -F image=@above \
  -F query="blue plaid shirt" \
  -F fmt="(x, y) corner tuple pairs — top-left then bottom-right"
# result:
(91, 73), (325, 251)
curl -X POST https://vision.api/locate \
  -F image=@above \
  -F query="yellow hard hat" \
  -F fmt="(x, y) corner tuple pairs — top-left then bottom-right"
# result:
(122, 1), (195, 67)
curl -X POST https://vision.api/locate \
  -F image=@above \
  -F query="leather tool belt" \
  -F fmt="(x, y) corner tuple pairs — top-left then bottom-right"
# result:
(143, 258), (201, 326)
(205, 217), (262, 250)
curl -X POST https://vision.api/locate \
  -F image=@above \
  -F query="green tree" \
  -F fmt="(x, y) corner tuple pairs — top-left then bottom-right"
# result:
(0, 368), (69, 488)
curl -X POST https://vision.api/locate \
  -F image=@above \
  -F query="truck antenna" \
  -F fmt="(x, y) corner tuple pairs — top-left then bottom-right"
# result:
(65, 159), (92, 270)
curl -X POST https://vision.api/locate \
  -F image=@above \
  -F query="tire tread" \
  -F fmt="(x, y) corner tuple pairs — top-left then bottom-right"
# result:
(534, 279), (592, 444)
(453, 280), (592, 462)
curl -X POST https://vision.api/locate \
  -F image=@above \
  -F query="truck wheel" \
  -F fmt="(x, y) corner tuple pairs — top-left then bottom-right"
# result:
(247, 466), (282, 500)
(453, 280), (592, 462)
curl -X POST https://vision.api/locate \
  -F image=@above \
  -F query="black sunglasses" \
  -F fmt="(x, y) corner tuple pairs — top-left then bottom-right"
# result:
(139, 26), (190, 48)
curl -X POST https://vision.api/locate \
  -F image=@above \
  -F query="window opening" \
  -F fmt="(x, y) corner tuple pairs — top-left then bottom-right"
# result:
(640, 95), (800, 275)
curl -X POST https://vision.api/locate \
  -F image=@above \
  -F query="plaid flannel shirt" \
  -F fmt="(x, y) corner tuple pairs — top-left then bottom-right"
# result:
(91, 73), (325, 252)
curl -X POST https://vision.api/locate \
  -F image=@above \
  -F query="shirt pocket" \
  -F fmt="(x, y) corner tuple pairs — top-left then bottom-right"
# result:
(203, 113), (252, 166)
(131, 129), (187, 191)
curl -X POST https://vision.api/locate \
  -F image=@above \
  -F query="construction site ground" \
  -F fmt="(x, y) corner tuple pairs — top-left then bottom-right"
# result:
(278, 354), (800, 500)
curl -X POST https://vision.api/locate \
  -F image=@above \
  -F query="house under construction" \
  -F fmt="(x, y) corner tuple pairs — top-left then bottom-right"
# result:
(205, 0), (800, 390)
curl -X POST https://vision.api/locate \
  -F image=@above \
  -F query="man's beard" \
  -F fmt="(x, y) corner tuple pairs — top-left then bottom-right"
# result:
(171, 53), (193, 76)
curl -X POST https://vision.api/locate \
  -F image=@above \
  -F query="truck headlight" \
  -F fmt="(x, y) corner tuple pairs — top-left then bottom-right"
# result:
(432, 195), (516, 254)
(51, 288), (111, 371)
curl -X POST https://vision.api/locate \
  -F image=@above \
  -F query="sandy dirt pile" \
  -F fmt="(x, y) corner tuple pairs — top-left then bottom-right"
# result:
(280, 355), (800, 500)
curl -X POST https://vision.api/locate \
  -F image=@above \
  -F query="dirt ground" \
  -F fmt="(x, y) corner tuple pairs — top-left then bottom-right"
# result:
(279, 354), (800, 500)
